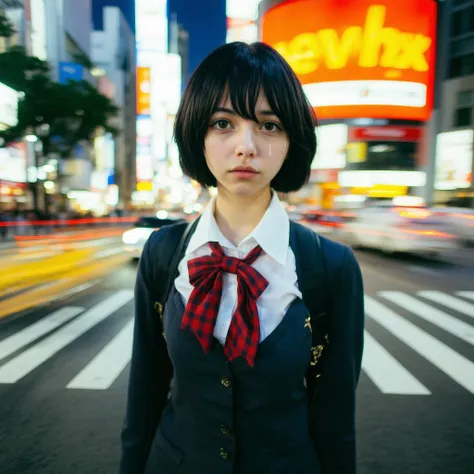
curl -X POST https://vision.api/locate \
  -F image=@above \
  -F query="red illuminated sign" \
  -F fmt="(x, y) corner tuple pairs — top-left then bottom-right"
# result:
(349, 126), (424, 142)
(262, 0), (437, 121)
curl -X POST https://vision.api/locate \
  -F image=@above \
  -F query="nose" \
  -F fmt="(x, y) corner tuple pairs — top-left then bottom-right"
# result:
(235, 127), (257, 159)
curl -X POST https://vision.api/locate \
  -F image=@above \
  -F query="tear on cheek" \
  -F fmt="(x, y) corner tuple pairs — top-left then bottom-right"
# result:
(261, 142), (288, 158)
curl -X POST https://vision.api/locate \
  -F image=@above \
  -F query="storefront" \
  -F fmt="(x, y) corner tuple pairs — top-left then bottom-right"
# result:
(0, 142), (28, 209)
(0, 81), (24, 209)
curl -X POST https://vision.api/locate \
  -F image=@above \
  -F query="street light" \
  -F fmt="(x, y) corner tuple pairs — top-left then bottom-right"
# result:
(25, 123), (49, 212)
(25, 134), (38, 143)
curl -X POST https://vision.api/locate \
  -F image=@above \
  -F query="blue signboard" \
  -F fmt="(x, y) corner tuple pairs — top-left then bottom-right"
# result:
(59, 62), (84, 84)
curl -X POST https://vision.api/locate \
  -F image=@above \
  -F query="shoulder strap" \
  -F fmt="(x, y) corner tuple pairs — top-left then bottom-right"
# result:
(289, 221), (331, 393)
(152, 217), (200, 321)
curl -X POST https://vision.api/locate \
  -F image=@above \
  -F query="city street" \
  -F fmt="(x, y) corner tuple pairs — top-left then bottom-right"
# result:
(0, 242), (473, 474)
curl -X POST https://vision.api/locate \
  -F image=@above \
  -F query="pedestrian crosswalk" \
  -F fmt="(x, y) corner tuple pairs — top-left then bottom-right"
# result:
(365, 294), (474, 394)
(0, 289), (473, 395)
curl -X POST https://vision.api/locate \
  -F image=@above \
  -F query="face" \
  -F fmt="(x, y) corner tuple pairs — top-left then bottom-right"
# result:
(204, 94), (289, 198)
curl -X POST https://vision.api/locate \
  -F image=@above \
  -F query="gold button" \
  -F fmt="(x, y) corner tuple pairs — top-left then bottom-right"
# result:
(220, 425), (233, 437)
(219, 448), (230, 460)
(220, 376), (232, 388)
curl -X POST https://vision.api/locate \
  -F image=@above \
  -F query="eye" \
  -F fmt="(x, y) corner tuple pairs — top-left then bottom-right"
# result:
(211, 119), (232, 130)
(260, 122), (281, 132)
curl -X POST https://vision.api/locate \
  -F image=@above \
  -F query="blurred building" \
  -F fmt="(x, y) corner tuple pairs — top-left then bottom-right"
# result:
(0, 0), (25, 53)
(91, 5), (136, 210)
(134, 0), (189, 211)
(435, 0), (474, 206)
(258, 0), (441, 209)
(0, 0), (130, 215)
(226, 0), (262, 44)
(42, 0), (93, 83)
(0, 1), (32, 209)
(169, 14), (189, 90)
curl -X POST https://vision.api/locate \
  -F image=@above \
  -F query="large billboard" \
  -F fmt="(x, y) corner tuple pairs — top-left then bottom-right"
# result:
(435, 129), (473, 191)
(262, 0), (437, 121)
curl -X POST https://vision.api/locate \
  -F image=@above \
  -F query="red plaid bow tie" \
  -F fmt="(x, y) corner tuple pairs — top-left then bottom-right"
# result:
(181, 242), (269, 367)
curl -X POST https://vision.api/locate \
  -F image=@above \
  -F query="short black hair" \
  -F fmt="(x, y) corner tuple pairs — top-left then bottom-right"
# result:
(174, 41), (317, 193)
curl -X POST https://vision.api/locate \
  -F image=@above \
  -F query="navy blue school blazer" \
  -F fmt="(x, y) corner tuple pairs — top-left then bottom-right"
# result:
(118, 226), (364, 474)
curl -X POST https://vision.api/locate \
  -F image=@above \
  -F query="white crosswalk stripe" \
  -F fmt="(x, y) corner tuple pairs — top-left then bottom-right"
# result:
(0, 290), (473, 395)
(66, 319), (134, 390)
(457, 291), (474, 302)
(379, 292), (474, 346)
(418, 291), (474, 319)
(0, 290), (133, 384)
(362, 330), (430, 395)
(365, 296), (474, 394)
(0, 307), (84, 362)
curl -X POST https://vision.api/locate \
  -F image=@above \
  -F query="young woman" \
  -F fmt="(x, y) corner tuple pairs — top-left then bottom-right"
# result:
(119, 41), (364, 474)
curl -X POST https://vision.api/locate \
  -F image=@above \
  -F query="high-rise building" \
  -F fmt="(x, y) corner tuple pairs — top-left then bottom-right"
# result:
(134, 0), (186, 209)
(134, 0), (168, 207)
(0, 0), (25, 53)
(169, 17), (189, 90)
(91, 6), (136, 209)
(42, 0), (94, 83)
(226, 0), (262, 43)
(0, 1), (41, 209)
(430, 0), (473, 204)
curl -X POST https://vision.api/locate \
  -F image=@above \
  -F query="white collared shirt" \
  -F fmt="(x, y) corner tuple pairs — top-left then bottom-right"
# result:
(174, 192), (302, 344)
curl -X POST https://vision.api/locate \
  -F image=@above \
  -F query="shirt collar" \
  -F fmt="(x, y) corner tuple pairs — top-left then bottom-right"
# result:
(186, 191), (290, 265)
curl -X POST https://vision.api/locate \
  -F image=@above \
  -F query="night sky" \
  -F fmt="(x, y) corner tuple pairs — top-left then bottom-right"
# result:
(92, 0), (226, 79)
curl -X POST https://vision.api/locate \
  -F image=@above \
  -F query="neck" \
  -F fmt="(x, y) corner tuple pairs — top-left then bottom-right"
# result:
(213, 187), (272, 246)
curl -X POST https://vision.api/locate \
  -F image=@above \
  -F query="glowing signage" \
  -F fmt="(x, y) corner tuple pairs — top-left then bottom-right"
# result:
(136, 67), (151, 115)
(262, 0), (437, 121)
(135, 0), (168, 54)
(0, 82), (18, 129)
(226, 0), (261, 43)
(435, 130), (473, 191)
(135, 0), (168, 190)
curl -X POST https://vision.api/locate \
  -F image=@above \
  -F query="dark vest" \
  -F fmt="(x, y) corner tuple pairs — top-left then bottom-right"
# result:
(143, 286), (322, 474)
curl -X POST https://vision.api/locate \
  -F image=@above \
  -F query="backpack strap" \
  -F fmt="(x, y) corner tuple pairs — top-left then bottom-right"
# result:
(152, 217), (201, 323)
(289, 221), (331, 397)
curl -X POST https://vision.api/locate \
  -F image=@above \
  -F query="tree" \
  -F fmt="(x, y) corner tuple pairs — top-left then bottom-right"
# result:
(0, 12), (15, 39)
(0, 39), (119, 158)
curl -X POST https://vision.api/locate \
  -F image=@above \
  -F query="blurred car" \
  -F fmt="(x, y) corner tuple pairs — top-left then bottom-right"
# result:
(341, 201), (459, 256)
(122, 214), (185, 259)
(299, 209), (348, 236)
(431, 207), (474, 246)
(283, 204), (305, 223)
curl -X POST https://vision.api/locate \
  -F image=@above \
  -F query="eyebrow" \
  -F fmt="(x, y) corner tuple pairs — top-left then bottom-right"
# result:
(213, 106), (278, 117)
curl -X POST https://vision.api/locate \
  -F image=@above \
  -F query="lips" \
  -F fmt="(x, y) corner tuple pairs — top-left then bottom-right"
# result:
(230, 166), (258, 173)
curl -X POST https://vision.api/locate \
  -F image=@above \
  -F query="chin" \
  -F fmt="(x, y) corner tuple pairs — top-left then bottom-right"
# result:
(228, 183), (269, 198)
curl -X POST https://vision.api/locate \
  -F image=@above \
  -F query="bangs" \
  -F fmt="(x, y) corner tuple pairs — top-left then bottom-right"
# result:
(206, 43), (299, 127)
(217, 52), (282, 122)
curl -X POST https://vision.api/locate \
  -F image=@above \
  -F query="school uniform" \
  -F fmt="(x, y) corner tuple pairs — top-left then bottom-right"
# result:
(119, 192), (364, 474)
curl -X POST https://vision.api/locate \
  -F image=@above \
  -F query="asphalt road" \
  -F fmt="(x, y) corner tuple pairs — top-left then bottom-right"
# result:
(0, 246), (473, 474)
